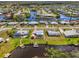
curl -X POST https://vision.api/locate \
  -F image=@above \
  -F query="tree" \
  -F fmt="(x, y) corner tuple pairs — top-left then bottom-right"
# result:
(13, 14), (19, 21)
(25, 13), (30, 18)
(7, 29), (16, 38)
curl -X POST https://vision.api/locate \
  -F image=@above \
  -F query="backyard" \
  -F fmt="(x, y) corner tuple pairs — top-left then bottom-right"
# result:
(0, 28), (79, 57)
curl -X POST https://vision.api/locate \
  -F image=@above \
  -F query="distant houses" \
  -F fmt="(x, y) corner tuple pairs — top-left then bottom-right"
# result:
(7, 22), (18, 25)
(59, 20), (70, 25)
(28, 21), (39, 25)
(0, 22), (6, 26)
(50, 21), (58, 25)
(20, 22), (27, 25)
(39, 21), (48, 25)
(0, 38), (4, 43)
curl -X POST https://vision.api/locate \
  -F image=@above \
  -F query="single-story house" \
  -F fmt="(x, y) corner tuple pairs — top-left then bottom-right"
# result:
(33, 30), (44, 38)
(60, 21), (70, 25)
(28, 21), (39, 25)
(14, 30), (29, 38)
(0, 37), (4, 43)
(8, 22), (18, 25)
(20, 22), (27, 25)
(39, 21), (48, 24)
(39, 14), (54, 17)
(64, 30), (79, 38)
(0, 22), (6, 25)
(47, 30), (61, 36)
(50, 21), (58, 25)
(0, 28), (10, 32)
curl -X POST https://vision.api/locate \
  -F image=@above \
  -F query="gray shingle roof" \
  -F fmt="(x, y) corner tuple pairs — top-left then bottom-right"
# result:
(47, 30), (60, 36)
(33, 30), (44, 36)
(28, 21), (39, 25)
(64, 30), (79, 37)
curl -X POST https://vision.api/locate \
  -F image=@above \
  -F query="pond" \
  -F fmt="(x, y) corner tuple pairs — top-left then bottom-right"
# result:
(8, 44), (79, 58)
(59, 14), (79, 21)
(28, 11), (37, 21)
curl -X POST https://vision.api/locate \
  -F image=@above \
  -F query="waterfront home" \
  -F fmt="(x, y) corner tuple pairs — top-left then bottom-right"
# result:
(60, 21), (70, 25)
(0, 22), (6, 26)
(64, 30), (79, 38)
(28, 21), (39, 25)
(0, 37), (4, 43)
(50, 21), (58, 25)
(7, 22), (18, 25)
(5, 12), (13, 19)
(39, 21), (48, 25)
(0, 28), (10, 32)
(20, 22), (27, 25)
(47, 30), (60, 36)
(33, 30), (44, 38)
(14, 30), (29, 38)
(70, 20), (79, 25)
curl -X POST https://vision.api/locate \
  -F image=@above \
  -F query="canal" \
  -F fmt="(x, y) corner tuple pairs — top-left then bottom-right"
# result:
(59, 14), (79, 21)
(8, 44), (79, 58)
(28, 10), (79, 21)
(28, 10), (37, 21)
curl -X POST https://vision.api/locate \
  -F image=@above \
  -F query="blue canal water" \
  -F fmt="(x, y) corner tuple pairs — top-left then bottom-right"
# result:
(28, 11), (37, 21)
(0, 15), (5, 21)
(59, 14), (79, 21)
(28, 11), (79, 21)
(0, 11), (79, 21)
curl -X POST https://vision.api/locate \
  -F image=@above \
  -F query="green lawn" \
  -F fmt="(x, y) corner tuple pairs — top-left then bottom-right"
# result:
(65, 38), (79, 44)
(31, 39), (47, 44)
(0, 37), (79, 57)
(0, 38), (20, 57)
(21, 38), (31, 45)
(0, 27), (79, 57)
(47, 39), (68, 45)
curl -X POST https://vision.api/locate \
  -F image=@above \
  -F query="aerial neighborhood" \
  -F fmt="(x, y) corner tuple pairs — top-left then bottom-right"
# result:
(0, 1), (79, 58)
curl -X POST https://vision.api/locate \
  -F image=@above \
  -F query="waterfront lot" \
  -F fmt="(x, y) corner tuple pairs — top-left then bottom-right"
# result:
(0, 25), (79, 57)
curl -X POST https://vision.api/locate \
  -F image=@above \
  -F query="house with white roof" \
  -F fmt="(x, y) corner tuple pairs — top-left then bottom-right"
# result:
(39, 21), (48, 25)
(14, 30), (29, 38)
(47, 30), (60, 36)
(8, 22), (18, 25)
(20, 22), (27, 25)
(0, 37), (4, 43)
(28, 21), (39, 25)
(33, 30), (44, 38)
(64, 30), (79, 38)
(0, 22), (6, 25)
(50, 21), (58, 25)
